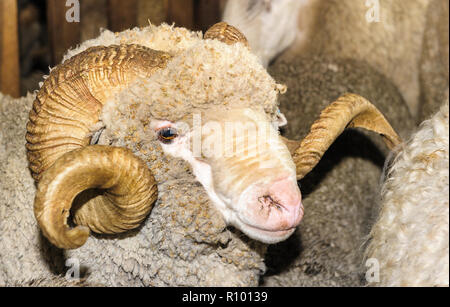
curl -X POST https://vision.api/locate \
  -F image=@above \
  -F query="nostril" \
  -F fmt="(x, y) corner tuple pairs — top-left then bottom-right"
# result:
(257, 195), (286, 212)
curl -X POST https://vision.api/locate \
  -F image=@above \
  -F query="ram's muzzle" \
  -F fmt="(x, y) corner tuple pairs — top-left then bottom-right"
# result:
(196, 107), (303, 243)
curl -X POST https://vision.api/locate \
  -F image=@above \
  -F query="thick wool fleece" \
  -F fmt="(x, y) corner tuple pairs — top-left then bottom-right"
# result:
(366, 101), (449, 287)
(0, 93), (65, 285)
(101, 40), (282, 125)
(63, 23), (202, 61)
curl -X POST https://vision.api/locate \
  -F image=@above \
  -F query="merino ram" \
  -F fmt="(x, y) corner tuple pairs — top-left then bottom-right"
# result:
(1, 23), (402, 286)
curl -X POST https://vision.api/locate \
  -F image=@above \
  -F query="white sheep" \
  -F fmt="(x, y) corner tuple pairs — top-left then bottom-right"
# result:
(365, 100), (449, 287)
(1, 22), (401, 286)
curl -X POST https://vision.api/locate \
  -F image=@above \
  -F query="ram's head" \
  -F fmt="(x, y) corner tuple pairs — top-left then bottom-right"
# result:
(26, 23), (400, 249)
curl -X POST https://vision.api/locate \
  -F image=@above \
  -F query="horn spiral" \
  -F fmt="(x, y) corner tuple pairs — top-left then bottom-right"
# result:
(27, 44), (171, 248)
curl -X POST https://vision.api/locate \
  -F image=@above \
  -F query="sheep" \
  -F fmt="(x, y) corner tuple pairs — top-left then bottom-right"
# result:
(365, 100), (449, 287)
(0, 22), (401, 286)
(260, 55), (415, 286)
(223, 0), (431, 119)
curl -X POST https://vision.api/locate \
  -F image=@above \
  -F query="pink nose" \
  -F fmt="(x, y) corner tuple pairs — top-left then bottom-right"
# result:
(241, 177), (304, 232)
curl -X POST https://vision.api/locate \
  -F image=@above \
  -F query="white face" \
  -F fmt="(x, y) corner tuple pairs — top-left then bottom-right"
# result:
(150, 108), (303, 244)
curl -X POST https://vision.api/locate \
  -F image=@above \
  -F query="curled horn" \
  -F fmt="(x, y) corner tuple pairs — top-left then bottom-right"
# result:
(283, 93), (402, 180)
(204, 22), (249, 47)
(26, 44), (172, 249)
(35, 146), (157, 249)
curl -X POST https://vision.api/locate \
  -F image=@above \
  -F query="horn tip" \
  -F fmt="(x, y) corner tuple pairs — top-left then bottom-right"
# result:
(46, 226), (90, 250)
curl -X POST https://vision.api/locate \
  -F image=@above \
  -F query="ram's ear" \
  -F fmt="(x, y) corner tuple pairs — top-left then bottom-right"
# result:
(204, 22), (249, 48)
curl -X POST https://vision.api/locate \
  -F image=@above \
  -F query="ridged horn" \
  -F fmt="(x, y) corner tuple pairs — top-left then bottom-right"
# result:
(35, 146), (157, 249)
(26, 44), (171, 180)
(283, 93), (402, 180)
(204, 22), (249, 47)
(26, 44), (172, 248)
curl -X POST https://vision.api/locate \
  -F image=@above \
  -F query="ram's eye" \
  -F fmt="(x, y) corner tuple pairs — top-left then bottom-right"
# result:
(157, 127), (178, 144)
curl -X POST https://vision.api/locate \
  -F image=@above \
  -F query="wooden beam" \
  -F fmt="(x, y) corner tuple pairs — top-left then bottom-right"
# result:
(166, 0), (194, 30)
(137, 0), (168, 27)
(166, 0), (226, 31)
(108, 0), (138, 32)
(0, 0), (20, 98)
(80, 0), (108, 42)
(195, 0), (223, 31)
(47, 0), (81, 65)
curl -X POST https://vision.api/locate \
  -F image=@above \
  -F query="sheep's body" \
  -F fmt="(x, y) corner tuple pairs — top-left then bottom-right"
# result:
(224, 0), (431, 118)
(366, 101), (449, 287)
(261, 56), (414, 286)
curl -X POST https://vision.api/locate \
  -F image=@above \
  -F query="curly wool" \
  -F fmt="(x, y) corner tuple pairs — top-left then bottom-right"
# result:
(101, 39), (282, 125)
(366, 101), (449, 286)
(62, 23), (203, 61)
(227, 0), (431, 118)
(0, 93), (65, 284)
